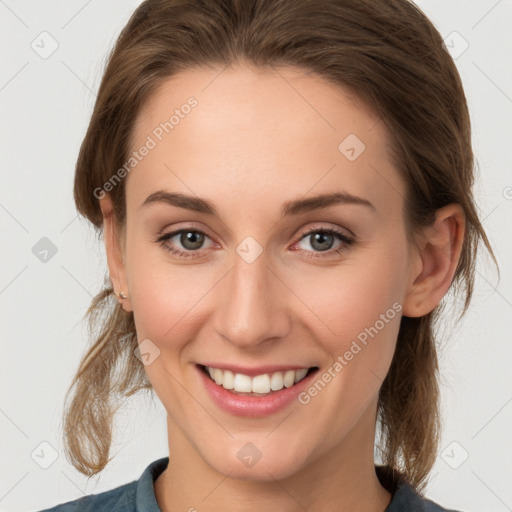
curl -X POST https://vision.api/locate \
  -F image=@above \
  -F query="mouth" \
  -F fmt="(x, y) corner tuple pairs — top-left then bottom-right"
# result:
(198, 364), (319, 397)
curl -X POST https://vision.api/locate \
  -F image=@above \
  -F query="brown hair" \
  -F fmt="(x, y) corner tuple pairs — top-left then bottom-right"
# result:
(65, 0), (497, 493)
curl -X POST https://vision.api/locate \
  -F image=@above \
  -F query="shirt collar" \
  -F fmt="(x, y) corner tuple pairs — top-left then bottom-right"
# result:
(135, 456), (169, 511)
(376, 464), (427, 511)
(136, 457), (428, 512)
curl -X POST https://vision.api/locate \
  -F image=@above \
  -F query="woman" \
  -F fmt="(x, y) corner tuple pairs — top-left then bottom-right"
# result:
(40, 0), (496, 510)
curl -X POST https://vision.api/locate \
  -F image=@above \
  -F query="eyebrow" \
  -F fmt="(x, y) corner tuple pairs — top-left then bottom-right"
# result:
(141, 190), (375, 218)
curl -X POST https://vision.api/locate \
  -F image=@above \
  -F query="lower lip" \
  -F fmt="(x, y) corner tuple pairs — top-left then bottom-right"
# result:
(197, 365), (318, 417)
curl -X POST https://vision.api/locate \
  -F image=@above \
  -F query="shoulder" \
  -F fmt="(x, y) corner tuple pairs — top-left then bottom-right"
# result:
(391, 481), (464, 512)
(423, 497), (464, 511)
(35, 457), (169, 512)
(391, 482), (465, 511)
(376, 465), (465, 512)
(36, 480), (137, 511)
(36, 481), (137, 512)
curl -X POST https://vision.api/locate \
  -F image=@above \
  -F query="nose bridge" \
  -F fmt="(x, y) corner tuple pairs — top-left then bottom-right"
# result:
(213, 247), (290, 348)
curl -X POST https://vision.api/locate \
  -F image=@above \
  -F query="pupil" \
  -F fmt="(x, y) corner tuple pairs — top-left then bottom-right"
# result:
(311, 232), (333, 252)
(182, 231), (204, 250)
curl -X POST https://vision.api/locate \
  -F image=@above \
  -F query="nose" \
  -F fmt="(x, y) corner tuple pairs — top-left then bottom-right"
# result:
(212, 249), (292, 350)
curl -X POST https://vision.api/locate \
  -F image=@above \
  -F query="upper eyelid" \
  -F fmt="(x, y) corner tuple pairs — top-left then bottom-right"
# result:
(299, 224), (353, 239)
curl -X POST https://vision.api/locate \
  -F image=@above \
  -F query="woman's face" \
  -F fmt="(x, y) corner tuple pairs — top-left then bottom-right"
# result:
(111, 65), (422, 480)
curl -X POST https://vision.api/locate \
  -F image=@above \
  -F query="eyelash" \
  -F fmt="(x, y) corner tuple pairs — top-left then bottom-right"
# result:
(155, 225), (354, 261)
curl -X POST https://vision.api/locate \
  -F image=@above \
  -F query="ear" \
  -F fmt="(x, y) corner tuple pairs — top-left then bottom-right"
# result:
(99, 194), (132, 313)
(402, 203), (465, 317)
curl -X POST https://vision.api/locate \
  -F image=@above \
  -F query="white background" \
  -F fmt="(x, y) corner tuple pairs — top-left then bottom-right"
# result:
(0, 1), (511, 511)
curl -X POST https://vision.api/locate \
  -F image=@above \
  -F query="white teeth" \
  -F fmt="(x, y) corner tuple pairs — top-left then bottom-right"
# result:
(283, 370), (295, 388)
(204, 366), (311, 394)
(213, 368), (223, 386)
(251, 374), (270, 394)
(233, 373), (252, 392)
(223, 370), (234, 389)
(270, 372), (284, 391)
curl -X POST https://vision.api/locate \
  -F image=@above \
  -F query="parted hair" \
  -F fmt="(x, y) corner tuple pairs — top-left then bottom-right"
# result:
(65, 0), (496, 493)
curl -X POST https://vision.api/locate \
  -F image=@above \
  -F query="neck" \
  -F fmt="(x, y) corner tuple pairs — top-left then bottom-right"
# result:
(155, 406), (392, 512)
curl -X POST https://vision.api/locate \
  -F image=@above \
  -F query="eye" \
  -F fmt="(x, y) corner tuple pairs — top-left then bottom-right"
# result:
(155, 225), (355, 260)
(293, 226), (354, 260)
(156, 228), (215, 259)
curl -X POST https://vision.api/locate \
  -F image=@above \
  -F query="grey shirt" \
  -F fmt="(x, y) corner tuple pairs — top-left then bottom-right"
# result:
(38, 457), (462, 511)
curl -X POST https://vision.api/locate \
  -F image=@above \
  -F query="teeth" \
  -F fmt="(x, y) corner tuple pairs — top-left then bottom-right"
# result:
(252, 374), (270, 393)
(233, 373), (252, 392)
(223, 370), (234, 389)
(270, 372), (284, 391)
(213, 368), (223, 386)
(204, 366), (310, 394)
(294, 368), (308, 383)
(283, 370), (295, 388)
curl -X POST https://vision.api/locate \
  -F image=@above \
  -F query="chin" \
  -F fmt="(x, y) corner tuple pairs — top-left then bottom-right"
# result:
(202, 439), (312, 482)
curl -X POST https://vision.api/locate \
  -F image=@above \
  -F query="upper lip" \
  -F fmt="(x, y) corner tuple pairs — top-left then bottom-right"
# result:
(198, 363), (315, 377)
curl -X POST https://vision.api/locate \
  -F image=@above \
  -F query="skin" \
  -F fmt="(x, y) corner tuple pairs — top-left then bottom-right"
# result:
(100, 64), (465, 512)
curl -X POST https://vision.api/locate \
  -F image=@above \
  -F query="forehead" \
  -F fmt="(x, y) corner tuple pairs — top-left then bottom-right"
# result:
(127, 65), (404, 218)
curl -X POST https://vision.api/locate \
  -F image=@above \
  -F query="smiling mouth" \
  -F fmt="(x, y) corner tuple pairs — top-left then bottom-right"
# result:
(198, 364), (319, 396)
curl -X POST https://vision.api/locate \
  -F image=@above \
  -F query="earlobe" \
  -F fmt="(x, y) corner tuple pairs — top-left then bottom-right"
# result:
(402, 203), (465, 317)
(99, 195), (132, 312)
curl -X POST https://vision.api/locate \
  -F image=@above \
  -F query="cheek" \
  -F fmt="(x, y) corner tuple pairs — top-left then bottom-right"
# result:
(290, 241), (407, 342)
(124, 236), (219, 347)
(289, 238), (407, 403)
(292, 266), (403, 440)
